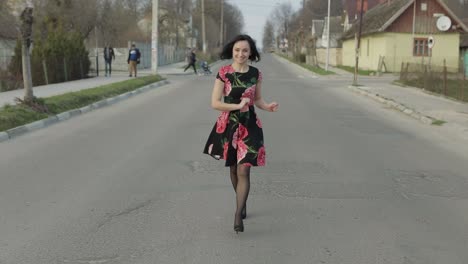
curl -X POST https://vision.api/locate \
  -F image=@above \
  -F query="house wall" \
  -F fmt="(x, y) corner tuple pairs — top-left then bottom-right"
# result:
(342, 32), (460, 72)
(315, 48), (342, 66)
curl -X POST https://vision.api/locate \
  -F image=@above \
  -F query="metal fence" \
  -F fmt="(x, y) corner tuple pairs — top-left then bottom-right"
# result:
(399, 60), (468, 102)
(0, 39), (18, 92)
(1, 42), (186, 92)
(87, 43), (186, 77)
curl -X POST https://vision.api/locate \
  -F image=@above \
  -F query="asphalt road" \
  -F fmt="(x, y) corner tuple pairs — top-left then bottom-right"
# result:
(1, 54), (468, 264)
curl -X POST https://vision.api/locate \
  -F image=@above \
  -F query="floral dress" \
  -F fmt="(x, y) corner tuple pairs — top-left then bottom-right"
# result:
(203, 65), (265, 167)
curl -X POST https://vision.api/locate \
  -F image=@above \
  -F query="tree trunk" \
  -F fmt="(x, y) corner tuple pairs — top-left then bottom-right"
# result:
(22, 44), (33, 102)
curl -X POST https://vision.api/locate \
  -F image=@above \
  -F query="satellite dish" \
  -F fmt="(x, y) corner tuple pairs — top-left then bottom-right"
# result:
(436, 16), (451, 31)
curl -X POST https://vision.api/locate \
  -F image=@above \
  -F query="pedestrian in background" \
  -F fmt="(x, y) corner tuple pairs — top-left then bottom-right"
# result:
(103, 45), (115, 77)
(184, 48), (197, 74)
(202, 34), (279, 234)
(127, 44), (141, 77)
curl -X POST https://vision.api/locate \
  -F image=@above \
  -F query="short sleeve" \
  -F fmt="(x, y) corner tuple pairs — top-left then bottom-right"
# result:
(216, 71), (225, 83)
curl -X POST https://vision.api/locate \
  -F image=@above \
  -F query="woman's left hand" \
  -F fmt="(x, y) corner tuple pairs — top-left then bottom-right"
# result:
(267, 102), (279, 112)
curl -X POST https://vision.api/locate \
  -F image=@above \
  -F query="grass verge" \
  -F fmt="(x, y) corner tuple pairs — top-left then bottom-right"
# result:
(431, 119), (446, 126)
(277, 54), (335, 75)
(336, 65), (376, 76)
(0, 75), (163, 132)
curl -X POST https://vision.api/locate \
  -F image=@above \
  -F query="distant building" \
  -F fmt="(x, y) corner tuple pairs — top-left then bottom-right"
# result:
(342, 0), (468, 72)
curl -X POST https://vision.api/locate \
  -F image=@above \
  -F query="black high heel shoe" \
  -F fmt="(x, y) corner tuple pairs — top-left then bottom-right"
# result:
(234, 221), (244, 234)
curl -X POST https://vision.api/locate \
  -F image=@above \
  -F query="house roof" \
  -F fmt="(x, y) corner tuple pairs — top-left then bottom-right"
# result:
(327, 16), (344, 34)
(311, 20), (324, 37)
(342, 0), (468, 40)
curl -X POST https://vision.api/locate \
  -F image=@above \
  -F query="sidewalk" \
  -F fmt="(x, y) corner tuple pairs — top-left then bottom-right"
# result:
(0, 61), (190, 106)
(348, 82), (468, 138)
(313, 62), (467, 130)
(273, 54), (468, 139)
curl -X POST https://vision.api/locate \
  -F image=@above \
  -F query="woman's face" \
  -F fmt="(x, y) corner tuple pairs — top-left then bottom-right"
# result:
(232, 40), (251, 65)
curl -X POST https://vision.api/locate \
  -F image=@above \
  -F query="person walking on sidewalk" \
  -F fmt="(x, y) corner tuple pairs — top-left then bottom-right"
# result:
(127, 44), (141, 77)
(103, 45), (115, 77)
(202, 34), (279, 234)
(184, 48), (197, 74)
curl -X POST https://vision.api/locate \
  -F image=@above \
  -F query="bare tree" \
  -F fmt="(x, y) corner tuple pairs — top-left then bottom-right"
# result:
(273, 2), (293, 39)
(262, 19), (275, 50)
(32, 0), (99, 39)
(191, 0), (244, 52)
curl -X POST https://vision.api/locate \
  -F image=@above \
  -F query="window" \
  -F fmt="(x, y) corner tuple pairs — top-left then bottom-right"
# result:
(421, 3), (427, 11)
(413, 38), (430, 56)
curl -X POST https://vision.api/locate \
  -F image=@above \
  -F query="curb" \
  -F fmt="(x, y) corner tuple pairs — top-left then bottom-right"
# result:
(347, 85), (437, 125)
(0, 79), (170, 143)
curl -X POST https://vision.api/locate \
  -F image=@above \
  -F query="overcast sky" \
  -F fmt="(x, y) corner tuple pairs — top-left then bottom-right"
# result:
(227, 0), (302, 48)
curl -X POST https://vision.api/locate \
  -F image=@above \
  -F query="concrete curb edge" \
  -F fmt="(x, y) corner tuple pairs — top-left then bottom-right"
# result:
(0, 79), (170, 143)
(347, 85), (438, 125)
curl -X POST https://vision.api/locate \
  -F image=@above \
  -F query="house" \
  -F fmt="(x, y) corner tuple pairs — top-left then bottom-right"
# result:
(341, 0), (468, 72)
(316, 16), (345, 66)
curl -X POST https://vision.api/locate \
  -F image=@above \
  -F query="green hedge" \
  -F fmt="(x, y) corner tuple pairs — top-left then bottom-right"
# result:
(9, 28), (90, 87)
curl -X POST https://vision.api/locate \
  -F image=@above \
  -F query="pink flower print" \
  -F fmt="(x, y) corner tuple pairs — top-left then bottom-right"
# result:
(208, 144), (213, 154)
(241, 86), (256, 105)
(257, 146), (266, 166)
(238, 124), (248, 140)
(232, 128), (238, 149)
(223, 142), (229, 160)
(224, 81), (232, 96)
(216, 111), (229, 133)
(219, 65), (235, 81)
(237, 140), (248, 162)
(256, 117), (262, 128)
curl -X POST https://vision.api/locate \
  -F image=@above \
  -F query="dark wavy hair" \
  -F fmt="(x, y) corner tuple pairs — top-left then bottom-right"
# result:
(219, 34), (261, 62)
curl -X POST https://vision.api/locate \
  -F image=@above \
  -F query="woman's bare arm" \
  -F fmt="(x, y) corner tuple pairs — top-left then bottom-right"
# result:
(211, 79), (249, 111)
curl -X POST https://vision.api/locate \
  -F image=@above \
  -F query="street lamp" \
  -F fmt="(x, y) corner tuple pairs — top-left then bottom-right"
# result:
(152, 0), (158, 74)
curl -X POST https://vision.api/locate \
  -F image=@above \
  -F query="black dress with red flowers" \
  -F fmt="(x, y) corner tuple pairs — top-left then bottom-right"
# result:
(203, 65), (265, 167)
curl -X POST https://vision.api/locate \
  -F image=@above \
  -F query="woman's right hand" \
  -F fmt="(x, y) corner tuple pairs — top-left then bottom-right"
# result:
(238, 98), (250, 109)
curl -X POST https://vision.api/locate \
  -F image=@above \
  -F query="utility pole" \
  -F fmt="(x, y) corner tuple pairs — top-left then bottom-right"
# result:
(152, 0), (158, 74)
(202, 0), (207, 53)
(353, 0), (364, 86)
(20, 7), (34, 103)
(95, 26), (99, 76)
(219, 0), (224, 47)
(325, 0), (331, 71)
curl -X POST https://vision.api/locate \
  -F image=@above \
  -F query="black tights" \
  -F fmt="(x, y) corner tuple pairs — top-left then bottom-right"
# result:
(230, 164), (250, 225)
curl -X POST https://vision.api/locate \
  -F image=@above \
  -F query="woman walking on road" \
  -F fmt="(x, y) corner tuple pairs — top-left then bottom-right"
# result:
(203, 35), (279, 234)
